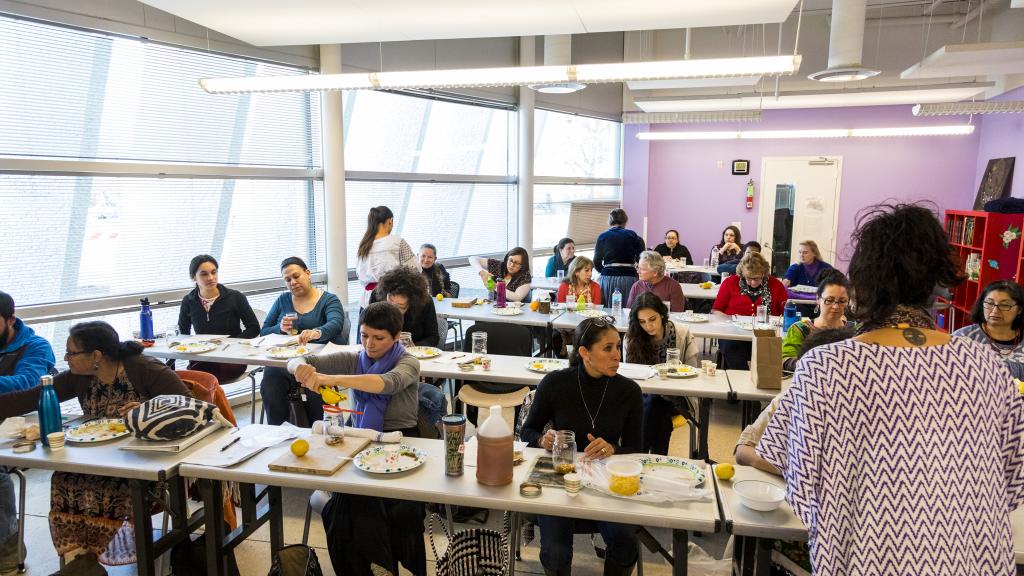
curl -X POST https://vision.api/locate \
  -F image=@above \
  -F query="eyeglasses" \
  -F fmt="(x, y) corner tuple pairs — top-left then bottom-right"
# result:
(64, 351), (89, 360)
(822, 298), (849, 307)
(983, 300), (1018, 312)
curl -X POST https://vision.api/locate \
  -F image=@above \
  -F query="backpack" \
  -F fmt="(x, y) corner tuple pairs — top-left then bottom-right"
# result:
(268, 544), (324, 576)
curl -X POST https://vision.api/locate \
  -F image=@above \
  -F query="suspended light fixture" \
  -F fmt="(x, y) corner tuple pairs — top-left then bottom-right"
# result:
(808, 0), (880, 82)
(529, 35), (585, 94)
(622, 111), (763, 124)
(913, 101), (1024, 116)
(199, 54), (802, 94)
(636, 125), (974, 140)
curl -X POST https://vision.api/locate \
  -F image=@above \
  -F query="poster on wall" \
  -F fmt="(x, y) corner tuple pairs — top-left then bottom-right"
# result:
(974, 157), (1015, 210)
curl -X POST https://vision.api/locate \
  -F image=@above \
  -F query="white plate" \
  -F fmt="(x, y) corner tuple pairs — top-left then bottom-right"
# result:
(266, 346), (311, 359)
(354, 444), (427, 474)
(790, 284), (817, 294)
(406, 346), (442, 359)
(525, 359), (567, 374)
(491, 306), (523, 316)
(635, 455), (706, 486)
(65, 418), (130, 443)
(171, 341), (219, 354)
(574, 308), (608, 319)
(652, 364), (700, 378)
(674, 313), (709, 323)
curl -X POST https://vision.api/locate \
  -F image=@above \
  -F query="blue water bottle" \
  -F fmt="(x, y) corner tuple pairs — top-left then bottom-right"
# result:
(139, 297), (154, 341)
(38, 375), (62, 447)
(783, 301), (799, 331)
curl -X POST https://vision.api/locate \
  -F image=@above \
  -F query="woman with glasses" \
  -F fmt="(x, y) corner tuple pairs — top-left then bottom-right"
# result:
(711, 251), (788, 369)
(521, 316), (643, 576)
(623, 293), (699, 455)
(469, 247), (533, 302)
(0, 321), (188, 571)
(954, 280), (1024, 378)
(782, 270), (855, 372)
(654, 229), (692, 264)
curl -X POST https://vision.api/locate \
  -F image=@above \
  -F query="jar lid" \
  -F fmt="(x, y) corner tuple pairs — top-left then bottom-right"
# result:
(519, 481), (542, 498)
(322, 405), (341, 413)
(441, 414), (466, 425)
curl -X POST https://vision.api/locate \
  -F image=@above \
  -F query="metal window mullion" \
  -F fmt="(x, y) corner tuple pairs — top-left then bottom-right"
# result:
(0, 158), (323, 180)
(532, 176), (622, 186)
(344, 171), (514, 185)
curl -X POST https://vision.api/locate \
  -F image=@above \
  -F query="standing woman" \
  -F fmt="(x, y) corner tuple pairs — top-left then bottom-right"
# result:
(177, 254), (260, 382)
(758, 204), (1024, 574)
(469, 247), (533, 302)
(593, 209), (645, 304)
(545, 238), (576, 278)
(521, 316), (643, 576)
(954, 280), (1024, 378)
(356, 206), (417, 309)
(259, 257), (347, 426)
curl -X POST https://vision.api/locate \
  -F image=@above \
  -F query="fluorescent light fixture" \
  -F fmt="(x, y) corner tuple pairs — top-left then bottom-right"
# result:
(913, 101), (1024, 116)
(199, 55), (801, 94)
(636, 125), (975, 140)
(622, 110), (763, 124)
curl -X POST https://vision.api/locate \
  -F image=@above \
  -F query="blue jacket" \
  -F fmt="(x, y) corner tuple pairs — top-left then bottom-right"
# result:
(0, 319), (56, 394)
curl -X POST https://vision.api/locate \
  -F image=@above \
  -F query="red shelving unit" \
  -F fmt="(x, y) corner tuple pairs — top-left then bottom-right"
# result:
(943, 210), (1024, 332)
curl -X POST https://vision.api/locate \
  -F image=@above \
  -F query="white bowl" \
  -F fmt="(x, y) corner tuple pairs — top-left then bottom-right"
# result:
(733, 480), (786, 512)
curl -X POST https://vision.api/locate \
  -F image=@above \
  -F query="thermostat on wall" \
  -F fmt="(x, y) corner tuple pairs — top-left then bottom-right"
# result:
(732, 160), (750, 175)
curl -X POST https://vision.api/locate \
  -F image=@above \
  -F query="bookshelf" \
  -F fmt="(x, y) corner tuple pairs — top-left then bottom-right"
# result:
(943, 210), (1024, 332)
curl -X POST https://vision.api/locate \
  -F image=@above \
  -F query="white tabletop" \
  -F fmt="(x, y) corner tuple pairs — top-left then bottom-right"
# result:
(550, 310), (760, 342)
(1012, 507), (1024, 563)
(180, 436), (721, 532)
(0, 423), (232, 481)
(666, 264), (718, 276)
(725, 370), (788, 402)
(147, 338), (326, 369)
(434, 300), (563, 328)
(531, 277), (561, 291)
(715, 465), (806, 541)
(681, 283), (720, 301)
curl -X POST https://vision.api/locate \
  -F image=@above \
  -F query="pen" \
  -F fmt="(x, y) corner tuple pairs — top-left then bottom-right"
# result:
(220, 436), (241, 452)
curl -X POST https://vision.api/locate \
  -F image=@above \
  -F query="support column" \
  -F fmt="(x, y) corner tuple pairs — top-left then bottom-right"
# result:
(517, 36), (535, 254)
(320, 44), (348, 303)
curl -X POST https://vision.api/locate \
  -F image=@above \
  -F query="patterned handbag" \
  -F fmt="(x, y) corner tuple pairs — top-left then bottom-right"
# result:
(427, 512), (511, 576)
(125, 394), (232, 440)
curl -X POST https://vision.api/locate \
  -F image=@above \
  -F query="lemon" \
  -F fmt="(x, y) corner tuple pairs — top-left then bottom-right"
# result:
(1018, 379), (1024, 395)
(671, 415), (688, 429)
(436, 293), (444, 301)
(291, 438), (309, 457)
(715, 463), (735, 480)
(319, 386), (344, 405)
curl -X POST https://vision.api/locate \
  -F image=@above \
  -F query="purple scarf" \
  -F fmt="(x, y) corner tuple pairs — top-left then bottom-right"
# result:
(351, 342), (406, 431)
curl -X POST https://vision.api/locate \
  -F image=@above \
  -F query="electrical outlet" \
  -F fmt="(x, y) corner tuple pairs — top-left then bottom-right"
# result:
(716, 160), (724, 168)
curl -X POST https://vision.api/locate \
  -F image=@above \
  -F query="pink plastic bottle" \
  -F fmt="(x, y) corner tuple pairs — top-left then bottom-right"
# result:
(495, 280), (507, 308)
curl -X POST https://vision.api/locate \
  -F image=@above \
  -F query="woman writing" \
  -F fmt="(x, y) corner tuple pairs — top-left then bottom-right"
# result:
(469, 247), (532, 302)
(0, 321), (189, 571)
(356, 206), (417, 308)
(711, 251), (787, 369)
(623, 293), (699, 455)
(177, 254), (260, 382)
(758, 204), (1024, 574)
(625, 251), (685, 313)
(781, 269), (855, 372)
(593, 209), (645, 303)
(545, 238), (576, 278)
(521, 316), (643, 576)
(555, 255), (601, 306)
(259, 257), (347, 426)
(954, 280), (1024, 378)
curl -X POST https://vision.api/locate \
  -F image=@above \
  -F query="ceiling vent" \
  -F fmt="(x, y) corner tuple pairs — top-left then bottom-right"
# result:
(529, 35), (586, 94)
(808, 0), (880, 82)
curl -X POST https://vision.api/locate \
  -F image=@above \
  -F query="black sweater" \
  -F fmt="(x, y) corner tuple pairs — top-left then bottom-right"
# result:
(364, 293), (439, 347)
(522, 366), (644, 454)
(178, 284), (260, 339)
(654, 243), (693, 264)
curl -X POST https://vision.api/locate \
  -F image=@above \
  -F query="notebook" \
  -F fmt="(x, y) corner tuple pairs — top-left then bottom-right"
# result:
(119, 421), (223, 453)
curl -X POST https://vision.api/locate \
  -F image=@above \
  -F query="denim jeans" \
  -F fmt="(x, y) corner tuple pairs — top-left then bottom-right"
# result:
(536, 514), (637, 570)
(260, 367), (324, 426)
(417, 383), (447, 430)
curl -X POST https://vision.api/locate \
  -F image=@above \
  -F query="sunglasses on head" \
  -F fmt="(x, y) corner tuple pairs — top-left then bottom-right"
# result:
(579, 315), (616, 342)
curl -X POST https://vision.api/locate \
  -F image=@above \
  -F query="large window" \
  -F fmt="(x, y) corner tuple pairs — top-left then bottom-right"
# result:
(0, 16), (322, 311)
(533, 110), (622, 252)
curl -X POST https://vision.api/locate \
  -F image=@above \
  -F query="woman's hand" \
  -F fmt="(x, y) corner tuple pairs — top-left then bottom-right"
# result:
(280, 316), (294, 334)
(722, 242), (741, 255)
(298, 329), (321, 345)
(584, 433), (615, 460)
(478, 270), (492, 285)
(540, 429), (557, 452)
(294, 363), (320, 392)
(119, 401), (141, 418)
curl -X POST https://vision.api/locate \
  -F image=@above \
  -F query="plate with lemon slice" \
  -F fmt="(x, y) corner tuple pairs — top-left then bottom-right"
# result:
(266, 346), (311, 359)
(652, 364), (700, 378)
(406, 346), (443, 360)
(66, 418), (129, 443)
(526, 359), (567, 374)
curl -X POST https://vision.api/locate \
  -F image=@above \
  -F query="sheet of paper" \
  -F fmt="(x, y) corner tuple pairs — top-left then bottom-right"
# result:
(319, 342), (361, 356)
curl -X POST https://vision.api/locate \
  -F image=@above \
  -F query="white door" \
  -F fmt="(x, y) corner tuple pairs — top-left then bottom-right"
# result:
(757, 156), (842, 278)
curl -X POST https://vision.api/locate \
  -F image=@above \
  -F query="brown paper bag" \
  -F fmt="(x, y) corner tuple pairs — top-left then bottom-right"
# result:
(750, 328), (783, 390)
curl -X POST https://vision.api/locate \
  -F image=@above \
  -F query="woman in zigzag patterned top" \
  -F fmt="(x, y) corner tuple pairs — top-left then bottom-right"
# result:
(953, 280), (1024, 379)
(757, 203), (1024, 575)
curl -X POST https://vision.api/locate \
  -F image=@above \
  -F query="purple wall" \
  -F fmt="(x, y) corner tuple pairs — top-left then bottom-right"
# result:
(975, 86), (1024, 198)
(625, 105), (982, 269)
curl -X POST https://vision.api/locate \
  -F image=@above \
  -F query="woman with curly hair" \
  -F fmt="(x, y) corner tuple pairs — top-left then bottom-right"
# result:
(757, 203), (1024, 574)
(366, 266), (438, 347)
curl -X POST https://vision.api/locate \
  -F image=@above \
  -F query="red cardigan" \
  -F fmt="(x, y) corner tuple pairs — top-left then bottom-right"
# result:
(556, 281), (602, 305)
(712, 275), (788, 316)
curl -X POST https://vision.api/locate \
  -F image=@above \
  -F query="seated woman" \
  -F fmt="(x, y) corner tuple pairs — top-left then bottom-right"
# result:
(711, 251), (787, 369)
(555, 255), (601, 306)
(521, 317), (643, 576)
(177, 254), (260, 383)
(954, 280), (1024, 378)
(259, 257), (347, 426)
(626, 251), (685, 313)
(654, 229), (692, 264)
(0, 321), (189, 571)
(366, 267), (438, 347)
(713, 225), (744, 275)
(545, 238), (576, 278)
(782, 240), (833, 292)
(419, 243), (454, 298)
(623, 293), (699, 455)
(469, 247), (532, 303)
(294, 302), (424, 575)
(781, 270), (855, 372)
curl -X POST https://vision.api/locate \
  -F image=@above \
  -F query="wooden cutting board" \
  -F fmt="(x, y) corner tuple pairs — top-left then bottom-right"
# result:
(267, 435), (371, 476)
